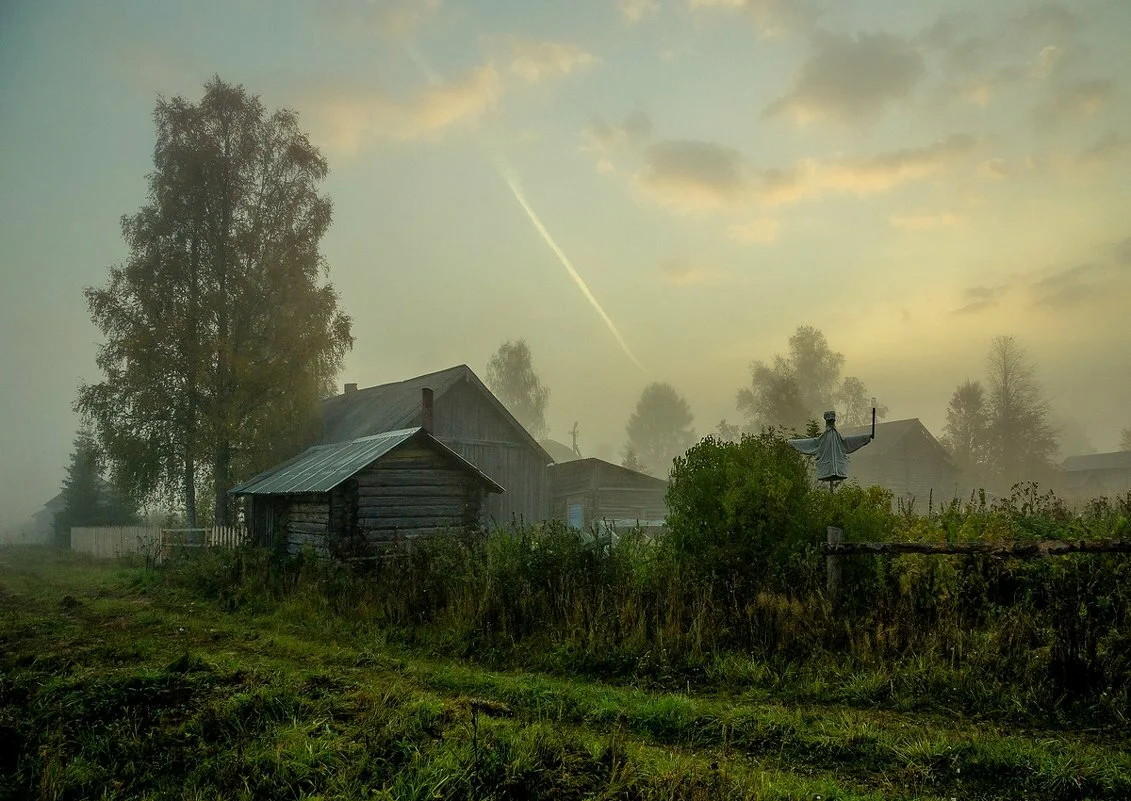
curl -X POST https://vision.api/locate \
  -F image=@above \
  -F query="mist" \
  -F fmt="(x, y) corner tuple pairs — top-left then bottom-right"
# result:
(2, 0), (1131, 534)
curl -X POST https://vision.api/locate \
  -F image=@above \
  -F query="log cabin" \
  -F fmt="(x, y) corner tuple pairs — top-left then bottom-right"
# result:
(232, 410), (503, 555)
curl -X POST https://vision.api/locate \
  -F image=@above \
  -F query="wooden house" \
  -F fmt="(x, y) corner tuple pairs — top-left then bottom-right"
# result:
(1061, 451), (1131, 499)
(231, 422), (503, 556)
(547, 458), (668, 530)
(839, 418), (961, 506)
(319, 366), (553, 525)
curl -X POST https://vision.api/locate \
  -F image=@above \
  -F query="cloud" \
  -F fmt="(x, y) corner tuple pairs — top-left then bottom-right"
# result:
(1076, 131), (1129, 166)
(582, 111), (653, 152)
(619, 0), (659, 24)
(955, 236), (1130, 316)
(890, 212), (964, 231)
(1115, 237), (1131, 266)
(977, 155), (1042, 180)
(689, 0), (820, 40)
(1017, 2), (1081, 39)
(660, 257), (721, 286)
(636, 140), (751, 212)
(953, 284), (1008, 314)
(303, 64), (501, 153)
(763, 31), (925, 124)
(1031, 263), (1106, 308)
(633, 134), (976, 212)
(1033, 78), (1115, 128)
(759, 134), (976, 205)
(582, 111), (652, 173)
(728, 218), (780, 243)
(319, 0), (441, 39)
(508, 39), (600, 83)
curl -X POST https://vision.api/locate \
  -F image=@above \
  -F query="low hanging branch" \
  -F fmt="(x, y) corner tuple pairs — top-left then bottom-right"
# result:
(822, 539), (1131, 557)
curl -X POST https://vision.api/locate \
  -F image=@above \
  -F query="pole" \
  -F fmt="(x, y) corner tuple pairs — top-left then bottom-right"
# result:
(826, 526), (843, 603)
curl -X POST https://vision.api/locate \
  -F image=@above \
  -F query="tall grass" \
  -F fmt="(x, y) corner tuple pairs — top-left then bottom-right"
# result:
(166, 483), (1131, 728)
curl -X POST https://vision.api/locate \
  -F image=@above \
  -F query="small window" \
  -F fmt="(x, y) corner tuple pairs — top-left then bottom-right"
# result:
(567, 503), (584, 529)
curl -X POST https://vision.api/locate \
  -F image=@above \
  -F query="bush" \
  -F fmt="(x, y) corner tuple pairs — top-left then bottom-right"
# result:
(665, 432), (814, 591)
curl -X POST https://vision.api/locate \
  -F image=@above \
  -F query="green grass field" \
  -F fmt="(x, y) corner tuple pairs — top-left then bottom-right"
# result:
(3, 546), (1129, 801)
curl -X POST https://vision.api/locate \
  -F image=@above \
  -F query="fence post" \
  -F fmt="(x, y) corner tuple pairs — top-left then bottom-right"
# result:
(826, 526), (843, 603)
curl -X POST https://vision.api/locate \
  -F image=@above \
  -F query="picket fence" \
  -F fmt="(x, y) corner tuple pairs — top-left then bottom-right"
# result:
(71, 525), (249, 562)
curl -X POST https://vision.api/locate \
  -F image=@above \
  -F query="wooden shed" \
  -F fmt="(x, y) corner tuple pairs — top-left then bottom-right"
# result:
(839, 418), (961, 505)
(231, 426), (503, 556)
(1061, 451), (1131, 500)
(547, 458), (669, 531)
(320, 365), (552, 526)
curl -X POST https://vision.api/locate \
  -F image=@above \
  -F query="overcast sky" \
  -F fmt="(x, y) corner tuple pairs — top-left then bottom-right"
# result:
(2, 0), (1130, 528)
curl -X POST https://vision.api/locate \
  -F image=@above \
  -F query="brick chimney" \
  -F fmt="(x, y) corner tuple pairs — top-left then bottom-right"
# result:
(421, 387), (434, 434)
(344, 382), (357, 395)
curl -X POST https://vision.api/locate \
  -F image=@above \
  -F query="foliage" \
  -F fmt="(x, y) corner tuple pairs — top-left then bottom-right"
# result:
(76, 77), (353, 527)
(665, 433), (814, 588)
(484, 339), (550, 440)
(737, 326), (886, 433)
(10, 547), (1131, 800)
(624, 382), (696, 477)
(1121, 426), (1131, 451)
(620, 445), (646, 473)
(941, 379), (990, 484)
(984, 336), (1058, 487)
(53, 430), (138, 547)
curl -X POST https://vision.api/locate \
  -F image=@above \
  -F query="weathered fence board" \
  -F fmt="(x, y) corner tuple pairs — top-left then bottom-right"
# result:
(71, 526), (248, 561)
(821, 539), (1131, 556)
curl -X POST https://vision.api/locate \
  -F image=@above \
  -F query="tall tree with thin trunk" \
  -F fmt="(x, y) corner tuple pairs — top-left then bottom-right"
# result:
(485, 340), (550, 440)
(77, 78), (353, 525)
(984, 336), (1057, 485)
(1120, 427), (1131, 451)
(942, 379), (990, 484)
(625, 382), (696, 477)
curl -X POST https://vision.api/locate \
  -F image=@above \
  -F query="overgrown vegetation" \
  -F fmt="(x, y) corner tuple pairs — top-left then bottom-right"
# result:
(5, 433), (1130, 798)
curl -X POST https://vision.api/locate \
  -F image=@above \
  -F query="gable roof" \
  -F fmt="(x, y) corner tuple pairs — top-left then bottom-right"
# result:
(320, 364), (552, 463)
(230, 427), (504, 496)
(540, 438), (581, 463)
(548, 457), (670, 488)
(840, 418), (955, 465)
(1063, 451), (1131, 473)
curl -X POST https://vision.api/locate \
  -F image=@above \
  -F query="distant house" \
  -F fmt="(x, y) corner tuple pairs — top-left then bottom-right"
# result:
(540, 438), (582, 464)
(547, 458), (668, 531)
(1061, 451), (1131, 499)
(319, 365), (552, 525)
(839, 418), (961, 506)
(6, 492), (66, 545)
(232, 424), (503, 555)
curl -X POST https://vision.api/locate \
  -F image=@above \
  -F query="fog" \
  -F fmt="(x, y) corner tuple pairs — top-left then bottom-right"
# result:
(2, 0), (1130, 531)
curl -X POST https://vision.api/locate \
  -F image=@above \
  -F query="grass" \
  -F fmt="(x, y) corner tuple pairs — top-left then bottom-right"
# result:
(3, 545), (1130, 800)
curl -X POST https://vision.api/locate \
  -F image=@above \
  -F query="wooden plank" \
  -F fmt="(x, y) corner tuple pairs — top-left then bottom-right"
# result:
(358, 485), (471, 499)
(822, 539), (1131, 556)
(288, 522), (328, 535)
(355, 471), (471, 488)
(357, 495), (469, 509)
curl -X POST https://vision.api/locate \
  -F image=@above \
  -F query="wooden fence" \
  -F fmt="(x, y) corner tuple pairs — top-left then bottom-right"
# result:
(71, 526), (248, 562)
(822, 525), (1131, 600)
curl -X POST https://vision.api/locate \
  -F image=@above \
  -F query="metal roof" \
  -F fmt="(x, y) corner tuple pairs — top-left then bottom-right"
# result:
(1063, 451), (1131, 473)
(230, 427), (504, 496)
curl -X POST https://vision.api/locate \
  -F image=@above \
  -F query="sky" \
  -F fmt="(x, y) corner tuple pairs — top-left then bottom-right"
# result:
(2, 0), (1130, 528)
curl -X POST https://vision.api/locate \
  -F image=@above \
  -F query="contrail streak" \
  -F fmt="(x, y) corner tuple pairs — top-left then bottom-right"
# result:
(405, 44), (644, 372)
(494, 159), (644, 371)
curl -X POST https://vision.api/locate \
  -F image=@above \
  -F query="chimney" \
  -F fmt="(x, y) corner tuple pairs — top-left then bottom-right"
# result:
(421, 387), (434, 434)
(344, 382), (357, 395)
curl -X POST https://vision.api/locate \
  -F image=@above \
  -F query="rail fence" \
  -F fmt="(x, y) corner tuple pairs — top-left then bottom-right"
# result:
(821, 525), (1131, 600)
(71, 525), (248, 563)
